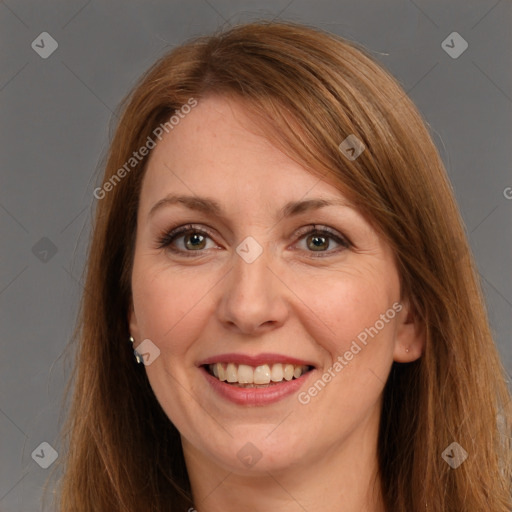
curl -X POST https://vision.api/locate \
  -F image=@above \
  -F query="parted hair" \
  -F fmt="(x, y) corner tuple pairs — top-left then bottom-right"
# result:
(54, 20), (512, 511)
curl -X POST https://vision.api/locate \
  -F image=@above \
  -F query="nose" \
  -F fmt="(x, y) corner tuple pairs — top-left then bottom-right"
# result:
(216, 243), (289, 335)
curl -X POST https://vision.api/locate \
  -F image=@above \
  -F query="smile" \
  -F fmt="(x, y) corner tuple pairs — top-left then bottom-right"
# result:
(206, 362), (313, 387)
(198, 353), (317, 405)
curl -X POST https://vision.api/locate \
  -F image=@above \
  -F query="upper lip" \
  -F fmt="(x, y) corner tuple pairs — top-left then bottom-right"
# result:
(198, 353), (316, 368)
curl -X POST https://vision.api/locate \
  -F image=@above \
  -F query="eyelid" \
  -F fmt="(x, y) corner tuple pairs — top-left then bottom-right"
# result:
(292, 224), (351, 246)
(156, 223), (351, 257)
(155, 223), (220, 252)
(290, 224), (351, 256)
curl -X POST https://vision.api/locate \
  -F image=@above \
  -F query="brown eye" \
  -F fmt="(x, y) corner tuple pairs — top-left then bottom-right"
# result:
(183, 232), (207, 250)
(306, 234), (330, 251)
(294, 226), (351, 257)
(156, 224), (218, 256)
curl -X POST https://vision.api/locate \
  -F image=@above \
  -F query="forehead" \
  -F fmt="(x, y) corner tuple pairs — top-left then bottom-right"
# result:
(140, 95), (353, 215)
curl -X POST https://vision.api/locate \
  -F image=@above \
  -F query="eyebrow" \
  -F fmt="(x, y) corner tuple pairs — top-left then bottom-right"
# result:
(148, 194), (352, 222)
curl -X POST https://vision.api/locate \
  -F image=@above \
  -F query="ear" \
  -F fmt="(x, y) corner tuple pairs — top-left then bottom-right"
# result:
(393, 295), (425, 363)
(128, 302), (141, 343)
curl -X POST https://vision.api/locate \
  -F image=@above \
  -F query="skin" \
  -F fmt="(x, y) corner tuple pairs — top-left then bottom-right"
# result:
(129, 95), (425, 512)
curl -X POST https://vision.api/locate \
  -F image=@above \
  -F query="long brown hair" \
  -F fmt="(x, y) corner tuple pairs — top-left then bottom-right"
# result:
(54, 20), (512, 511)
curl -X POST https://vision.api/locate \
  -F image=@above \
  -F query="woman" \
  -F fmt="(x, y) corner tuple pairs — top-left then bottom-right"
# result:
(57, 21), (512, 511)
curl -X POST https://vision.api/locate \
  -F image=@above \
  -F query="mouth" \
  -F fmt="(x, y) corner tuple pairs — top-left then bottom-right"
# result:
(198, 354), (318, 405)
(203, 362), (315, 388)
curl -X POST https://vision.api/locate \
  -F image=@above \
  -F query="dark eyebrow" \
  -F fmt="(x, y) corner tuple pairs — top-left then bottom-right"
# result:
(149, 194), (223, 218)
(280, 198), (350, 219)
(148, 194), (351, 221)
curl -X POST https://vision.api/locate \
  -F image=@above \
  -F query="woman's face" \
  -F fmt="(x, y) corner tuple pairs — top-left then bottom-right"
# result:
(129, 95), (423, 476)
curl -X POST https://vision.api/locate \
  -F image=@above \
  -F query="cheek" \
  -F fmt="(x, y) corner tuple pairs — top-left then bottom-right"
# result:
(291, 275), (397, 432)
(287, 267), (398, 363)
(131, 259), (216, 356)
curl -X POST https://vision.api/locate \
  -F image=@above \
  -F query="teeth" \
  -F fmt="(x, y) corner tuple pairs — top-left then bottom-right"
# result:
(226, 363), (237, 383)
(254, 364), (271, 384)
(237, 364), (254, 384)
(283, 364), (294, 381)
(217, 363), (226, 381)
(270, 363), (283, 382)
(208, 362), (310, 385)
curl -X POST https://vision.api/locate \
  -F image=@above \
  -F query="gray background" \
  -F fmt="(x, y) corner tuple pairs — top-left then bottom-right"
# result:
(1, 1), (511, 510)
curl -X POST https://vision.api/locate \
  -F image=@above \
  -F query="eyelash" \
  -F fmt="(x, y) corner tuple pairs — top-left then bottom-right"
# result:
(156, 223), (351, 258)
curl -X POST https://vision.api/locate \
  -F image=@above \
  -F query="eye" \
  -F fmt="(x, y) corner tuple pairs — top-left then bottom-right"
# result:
(156, 223), (351, 258)
(156, 224), (219, 256)
(293, 225), (351, 257)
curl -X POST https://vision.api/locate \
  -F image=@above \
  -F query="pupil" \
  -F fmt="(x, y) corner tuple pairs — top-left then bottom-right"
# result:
(310, 235), (327, 251)
(186, 233), (205, 249)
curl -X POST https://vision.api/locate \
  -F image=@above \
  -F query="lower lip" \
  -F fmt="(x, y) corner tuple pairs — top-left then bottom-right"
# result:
(200, 366), (315, 406)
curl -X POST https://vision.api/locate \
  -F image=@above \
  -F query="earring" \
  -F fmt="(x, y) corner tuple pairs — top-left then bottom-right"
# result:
(405, 347), (410, 353)
(130, 335), (143, 364)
